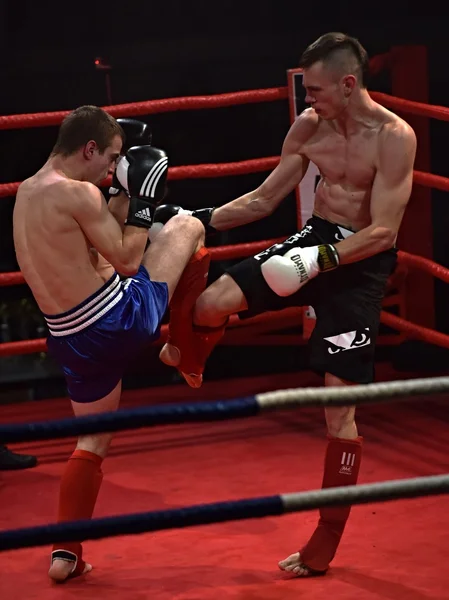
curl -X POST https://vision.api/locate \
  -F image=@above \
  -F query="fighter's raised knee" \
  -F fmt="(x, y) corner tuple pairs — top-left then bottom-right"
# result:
(149, 211), (205, 245)
(169, 211), (206, 233)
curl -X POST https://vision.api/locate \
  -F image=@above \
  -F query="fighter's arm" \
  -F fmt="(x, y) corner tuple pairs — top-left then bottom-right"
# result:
(72, 182), (148, 276)
(260, 120), (416, 297)
(335, 121), (417, 265)
(209, 109), (318, 230)
(107, 191), (130, 231)
(85, 193), (131, 278)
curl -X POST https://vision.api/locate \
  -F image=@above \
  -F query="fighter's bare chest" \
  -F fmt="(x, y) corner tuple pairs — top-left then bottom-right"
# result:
(304, 132), (377, 188)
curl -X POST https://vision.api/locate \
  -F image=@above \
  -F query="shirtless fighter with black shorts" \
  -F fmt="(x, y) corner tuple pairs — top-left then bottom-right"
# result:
(13, 107), (207, 582)
(154, 32), (417, 576)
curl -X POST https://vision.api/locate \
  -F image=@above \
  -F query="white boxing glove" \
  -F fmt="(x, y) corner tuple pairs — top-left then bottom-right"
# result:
(261, 244), (339, 296)
(147, 221), (165, 242)
(147, 204), (192, 242)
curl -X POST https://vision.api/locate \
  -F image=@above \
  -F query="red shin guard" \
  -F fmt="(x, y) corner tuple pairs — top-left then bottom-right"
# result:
(189, 320), (228, 371)
(165, 247), (217, 377)
(51, 449), (104, 576)
(300, 436), (363, 572)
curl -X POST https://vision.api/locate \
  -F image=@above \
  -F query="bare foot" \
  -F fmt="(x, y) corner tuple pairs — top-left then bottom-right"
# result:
(278, 552), (326, 578)
(159, 343), (181, 367)
(159, 343), (203, 388)
(48, 558), (92, 582)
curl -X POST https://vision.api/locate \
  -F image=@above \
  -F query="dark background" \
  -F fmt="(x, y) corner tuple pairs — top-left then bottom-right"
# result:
(1, 2), (449, 397)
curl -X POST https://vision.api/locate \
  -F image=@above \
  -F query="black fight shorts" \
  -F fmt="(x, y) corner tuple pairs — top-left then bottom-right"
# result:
(226, 216), (397, 383)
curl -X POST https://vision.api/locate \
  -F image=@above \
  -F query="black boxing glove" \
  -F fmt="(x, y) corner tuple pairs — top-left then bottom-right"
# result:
(109, 119), (153, 197)
(115, 145), (169, 228)
(148, 204), (217, 241)
(191, 208), (217, 234)
(117, 118), (152, 152)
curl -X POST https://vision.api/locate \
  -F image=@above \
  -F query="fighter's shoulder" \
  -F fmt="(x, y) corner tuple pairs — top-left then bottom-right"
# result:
(378, 108), (417, 149)
(286, 108), (320, 144)
(16, 177), (33, 198)
(61, 179), (99, 196)
(66, 180), (104, 208)
(19, 176), (99, 199)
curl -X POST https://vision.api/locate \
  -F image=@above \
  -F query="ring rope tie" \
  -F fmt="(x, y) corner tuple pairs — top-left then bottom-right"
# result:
(1, 375), (449, 444)
(1, 474), (449, 552)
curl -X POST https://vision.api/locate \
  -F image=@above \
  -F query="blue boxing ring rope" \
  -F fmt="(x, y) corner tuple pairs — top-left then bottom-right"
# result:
(1, 476), (449, 552)
(1, 375), (449, 553)
(1, 375), (449, 444)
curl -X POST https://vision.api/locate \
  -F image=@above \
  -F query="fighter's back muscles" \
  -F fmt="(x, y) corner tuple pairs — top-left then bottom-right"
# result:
(210, 109), (319, 230)
(14, 178), (149, 313)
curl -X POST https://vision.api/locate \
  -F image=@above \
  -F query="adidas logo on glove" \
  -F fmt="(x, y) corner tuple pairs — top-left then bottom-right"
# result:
(134, 207), (152, 222)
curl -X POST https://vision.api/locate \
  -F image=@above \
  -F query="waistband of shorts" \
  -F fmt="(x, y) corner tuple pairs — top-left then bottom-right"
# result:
(310, 214), (397, 249)
(43, 272), (123, 337)
(310, 214), (356, 239)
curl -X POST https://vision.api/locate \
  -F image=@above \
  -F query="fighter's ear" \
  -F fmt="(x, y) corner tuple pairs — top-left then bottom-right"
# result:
(342, 74), (357, 96)
(83, 140), (98, 160)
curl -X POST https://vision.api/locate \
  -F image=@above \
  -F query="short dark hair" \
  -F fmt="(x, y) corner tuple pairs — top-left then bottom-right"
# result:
(52, 105), (125, 157)
(299, 32), (369, 88)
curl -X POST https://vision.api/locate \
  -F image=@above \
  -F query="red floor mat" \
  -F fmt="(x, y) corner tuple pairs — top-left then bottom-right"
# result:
(1, 371), (448, 599)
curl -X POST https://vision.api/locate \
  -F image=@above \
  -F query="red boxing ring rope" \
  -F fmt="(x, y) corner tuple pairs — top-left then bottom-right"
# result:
(0, 88), (289, 130)
(2, 242), (449, 357)
(1, 87), (449, 132)
(1, 49), (449, 360)
(2, 163), (449, 199)
(1, 244), (449, 287)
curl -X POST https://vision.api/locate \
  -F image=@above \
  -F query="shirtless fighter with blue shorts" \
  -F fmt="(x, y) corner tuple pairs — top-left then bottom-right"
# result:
(13, 106), (207, 582)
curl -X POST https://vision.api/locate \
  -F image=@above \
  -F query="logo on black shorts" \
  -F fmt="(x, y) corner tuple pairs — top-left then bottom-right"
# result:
(253, 226), (313, 261)
(324, 328), (371, 354)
